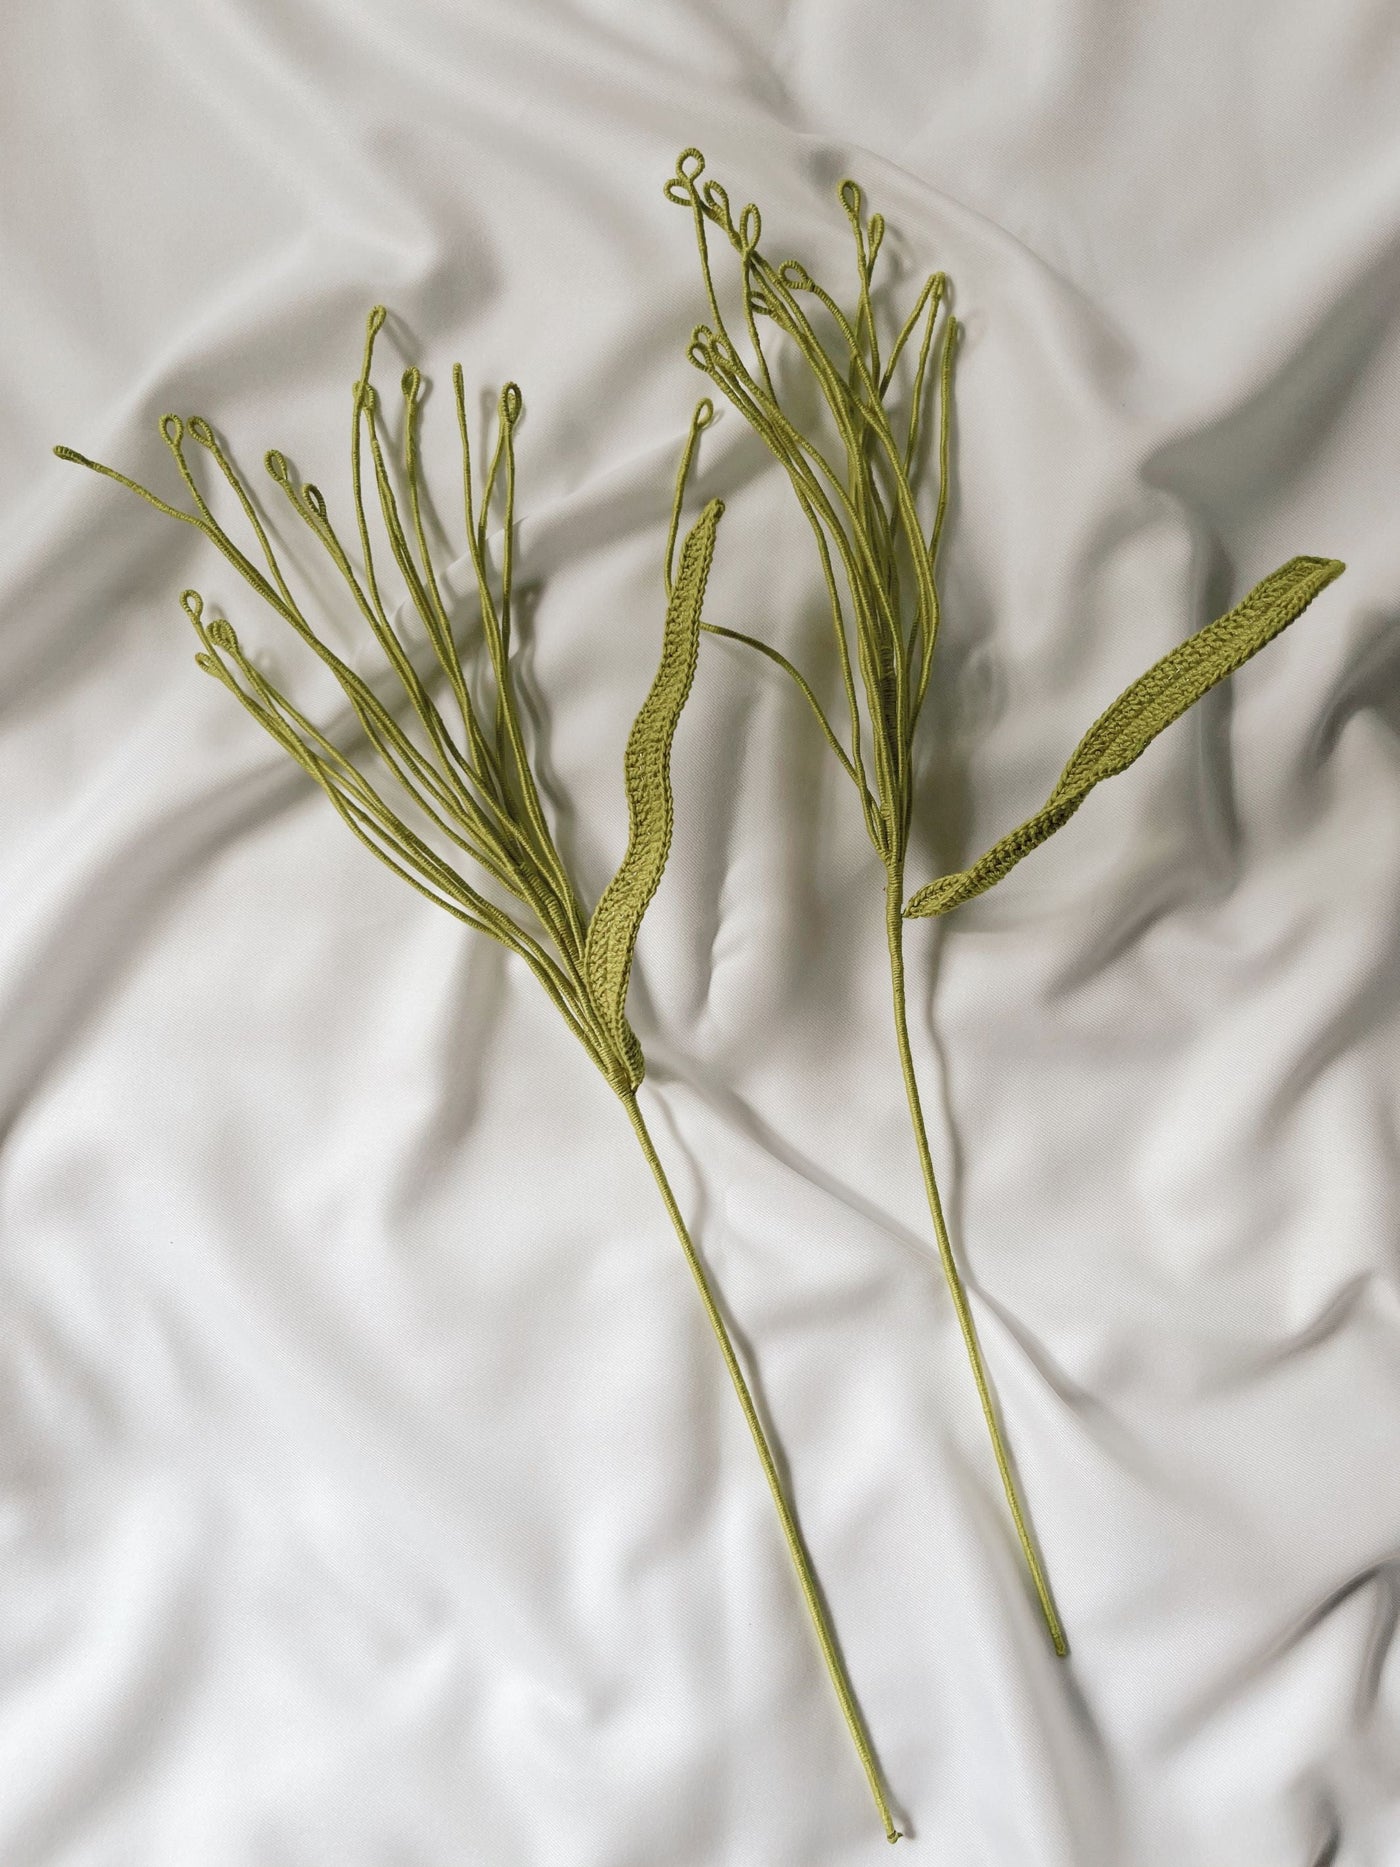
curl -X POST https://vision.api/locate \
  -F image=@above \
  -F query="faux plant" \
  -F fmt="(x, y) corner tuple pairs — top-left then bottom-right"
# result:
(55, 310), (902, 1839)
(665, 147), (1345, 1656)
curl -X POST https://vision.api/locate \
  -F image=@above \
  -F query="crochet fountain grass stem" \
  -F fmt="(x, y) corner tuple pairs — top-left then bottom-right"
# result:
(55, 307), (903, 1842)
(666, 145), (1344, 1659)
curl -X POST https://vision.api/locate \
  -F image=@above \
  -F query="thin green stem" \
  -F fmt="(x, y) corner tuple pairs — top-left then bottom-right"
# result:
(883, 869), (1068, 1657)
(619, 1088), (902, 1844)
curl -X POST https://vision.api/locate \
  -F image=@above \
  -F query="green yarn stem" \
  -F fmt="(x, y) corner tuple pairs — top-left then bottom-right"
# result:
(886, 870), (1067, 1654)
(622, 1089), (902, 1842)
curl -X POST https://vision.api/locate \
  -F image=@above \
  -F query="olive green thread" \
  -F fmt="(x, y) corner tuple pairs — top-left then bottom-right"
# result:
(55, 312), (900, 1844)
(667, 147), (1346, 1661)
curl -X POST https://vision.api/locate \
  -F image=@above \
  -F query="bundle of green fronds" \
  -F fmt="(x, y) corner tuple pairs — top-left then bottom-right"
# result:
(666, 146), (1345, 1657)
(55, 309), (903, 1841)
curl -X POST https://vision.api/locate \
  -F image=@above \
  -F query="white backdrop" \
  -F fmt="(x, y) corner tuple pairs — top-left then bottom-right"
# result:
(3, 4), (1399, 1863)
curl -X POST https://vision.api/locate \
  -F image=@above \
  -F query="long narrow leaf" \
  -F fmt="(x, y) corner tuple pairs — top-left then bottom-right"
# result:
(905, 553), (1345, 918)
(584, 499), (723, 1086)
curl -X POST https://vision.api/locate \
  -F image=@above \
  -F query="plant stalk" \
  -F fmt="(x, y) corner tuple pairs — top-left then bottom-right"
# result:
(883, 868), (1068, 1656)
(619, 1087), (902, 1843)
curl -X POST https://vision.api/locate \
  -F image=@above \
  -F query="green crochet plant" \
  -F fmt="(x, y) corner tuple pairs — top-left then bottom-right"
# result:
(666, 145), (1344, 1659)
(55, 309), (902, 1841)
(51, 157), (1347, 1849)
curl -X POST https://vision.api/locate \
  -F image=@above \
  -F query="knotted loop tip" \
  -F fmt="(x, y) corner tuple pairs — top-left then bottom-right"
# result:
(180, 588), (204, 622)
(53, 444), (85, 464)
(160, 414), (184, 448)
(207, 619), (239, 652)
(664, 149), (707, 206)
(838, 178), (862, 218)
(401, 365), (422, 401)
(366, 304), (388, 338)
(302, 483), (327, 519)
(779, 259), (814, 291)
(685, 326), (737, 373)
(500, 382), (522, 424)
(264, 448), (291, 484)
(738, 202), (761, 253)
(701, 178), (733, 233)
(687, 325), (727, 373)
(188, 416), (217, 449)
(692, 396), (715, 430)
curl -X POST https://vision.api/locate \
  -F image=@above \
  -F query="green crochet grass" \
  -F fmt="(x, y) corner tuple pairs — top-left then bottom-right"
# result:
(665, 144), (1344, 1668)
(55, 310), (902, 1841)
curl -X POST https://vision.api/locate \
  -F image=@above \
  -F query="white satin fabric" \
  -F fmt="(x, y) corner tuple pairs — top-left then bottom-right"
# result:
(4, 4), (1399, 1862)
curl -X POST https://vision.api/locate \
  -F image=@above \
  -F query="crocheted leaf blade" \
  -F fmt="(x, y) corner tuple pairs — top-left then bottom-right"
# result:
(905, 553), (1346, 918)
(584, 497), (723, 1086)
